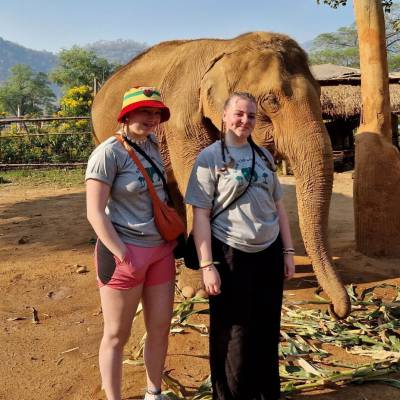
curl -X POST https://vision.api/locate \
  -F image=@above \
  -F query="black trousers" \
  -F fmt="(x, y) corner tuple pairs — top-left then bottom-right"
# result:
(209, 235), (284, 400)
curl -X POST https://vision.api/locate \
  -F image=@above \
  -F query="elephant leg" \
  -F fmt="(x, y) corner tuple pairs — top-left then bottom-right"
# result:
(167, 123), (217, 298)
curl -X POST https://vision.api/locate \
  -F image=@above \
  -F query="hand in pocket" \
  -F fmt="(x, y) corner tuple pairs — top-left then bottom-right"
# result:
(114, 247), (146, 281)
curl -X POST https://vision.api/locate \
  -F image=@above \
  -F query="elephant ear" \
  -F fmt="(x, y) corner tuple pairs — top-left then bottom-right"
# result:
(199, 52), (232, 128)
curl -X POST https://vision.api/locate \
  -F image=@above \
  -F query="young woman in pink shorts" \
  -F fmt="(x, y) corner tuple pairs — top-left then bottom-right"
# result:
(86, 87), (175, 400)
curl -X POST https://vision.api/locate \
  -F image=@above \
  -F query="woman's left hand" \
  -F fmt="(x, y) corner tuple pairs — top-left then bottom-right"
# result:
(284, 254), (295, 280)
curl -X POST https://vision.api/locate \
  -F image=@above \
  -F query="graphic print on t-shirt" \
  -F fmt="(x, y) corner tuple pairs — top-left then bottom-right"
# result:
(232, 156), (271, 185)
(131, 165), (163, 188)
(145, 166), (163, 185)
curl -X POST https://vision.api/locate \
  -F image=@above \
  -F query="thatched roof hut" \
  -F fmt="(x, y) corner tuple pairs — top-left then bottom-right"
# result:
(320, 84), (400, 119)
(311, 64), (400, 119)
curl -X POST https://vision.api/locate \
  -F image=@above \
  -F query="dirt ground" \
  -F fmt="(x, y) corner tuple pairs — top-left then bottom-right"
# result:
(1, 171), (400, 400)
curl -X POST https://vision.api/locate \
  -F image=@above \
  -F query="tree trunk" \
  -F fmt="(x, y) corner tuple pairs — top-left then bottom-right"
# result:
(353, 0), (400, 256)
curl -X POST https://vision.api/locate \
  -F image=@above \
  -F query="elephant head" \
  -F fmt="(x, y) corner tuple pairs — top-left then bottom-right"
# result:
(91, 32), (351, 318)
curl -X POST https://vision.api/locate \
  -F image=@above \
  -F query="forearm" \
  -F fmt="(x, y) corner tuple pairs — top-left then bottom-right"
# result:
(193, 207), (221, 295)
(86, 179), (127, 261)
(193, 208), (213, 263)
(87, 212), (126, 261)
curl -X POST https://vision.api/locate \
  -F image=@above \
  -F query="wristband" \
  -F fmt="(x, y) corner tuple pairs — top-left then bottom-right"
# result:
(283, 249), (295, 255)
(200, 265), (215, 272)
(199, 260), (220, 268)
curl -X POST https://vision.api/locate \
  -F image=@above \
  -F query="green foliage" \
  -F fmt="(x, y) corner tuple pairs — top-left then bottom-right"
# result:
(50, 47), (117, 90)
(384, 3), (400, 53)
(316, 0), (347, 8)
(316, 0), (393, 11)
(309, 47), (360, 67)
(309, 24), (360, 68)
(0, 129), (94, 164)
(312, 25), (358, 51)
(0, 64), (55, 116)
(388, 53), (400, 69)
(59, 85), (92, 117)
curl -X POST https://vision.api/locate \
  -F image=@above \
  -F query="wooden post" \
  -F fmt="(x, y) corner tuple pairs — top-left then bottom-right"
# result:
(353, 0), (400, 256)
(93, 77), (98, 97)
(16, 105), (21, 133)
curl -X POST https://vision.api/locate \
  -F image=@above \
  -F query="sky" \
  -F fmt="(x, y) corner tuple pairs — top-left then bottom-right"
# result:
(0, 0), (355, 53)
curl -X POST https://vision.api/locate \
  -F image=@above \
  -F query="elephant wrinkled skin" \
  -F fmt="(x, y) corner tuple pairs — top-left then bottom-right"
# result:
(91, 32), (351, 319)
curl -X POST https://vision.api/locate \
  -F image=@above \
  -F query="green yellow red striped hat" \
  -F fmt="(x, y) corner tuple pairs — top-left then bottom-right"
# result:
(117, 86), (170, 123)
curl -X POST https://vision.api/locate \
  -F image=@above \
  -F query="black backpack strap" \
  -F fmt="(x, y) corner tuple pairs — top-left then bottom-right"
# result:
(210, 143), (255, 222)
(123, 135), (173, 201)
(252, 143), (277, 172)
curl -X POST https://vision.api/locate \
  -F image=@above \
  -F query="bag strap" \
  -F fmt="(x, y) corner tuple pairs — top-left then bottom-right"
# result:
(115, 135), (162, 206)
(211, 143), (255, 222)
(252, 143), (277, 172)
(122, 135), (173, 202)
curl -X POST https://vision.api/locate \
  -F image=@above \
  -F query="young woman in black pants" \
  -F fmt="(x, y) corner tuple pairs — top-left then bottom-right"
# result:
(185, 92), (295, 400)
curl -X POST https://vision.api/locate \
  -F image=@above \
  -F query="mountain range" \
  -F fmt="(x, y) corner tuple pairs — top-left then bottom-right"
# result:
(0, 37), (148, 82)
(0, 37), (57, 81)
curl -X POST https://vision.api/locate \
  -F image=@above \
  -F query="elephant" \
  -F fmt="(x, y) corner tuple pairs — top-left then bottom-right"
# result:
(91, 31), (351, 319)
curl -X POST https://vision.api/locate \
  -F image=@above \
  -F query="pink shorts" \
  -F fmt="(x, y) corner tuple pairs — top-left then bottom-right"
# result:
(94, 240), (176, 290)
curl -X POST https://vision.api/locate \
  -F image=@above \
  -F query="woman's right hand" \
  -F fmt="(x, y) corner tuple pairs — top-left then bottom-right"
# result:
(202, 265), (221, 296)
(114, 245), (128, 264)
(112, 246), (146, 281)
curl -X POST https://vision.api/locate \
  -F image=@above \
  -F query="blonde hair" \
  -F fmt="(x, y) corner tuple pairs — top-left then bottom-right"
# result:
(223, 92), (257, 110)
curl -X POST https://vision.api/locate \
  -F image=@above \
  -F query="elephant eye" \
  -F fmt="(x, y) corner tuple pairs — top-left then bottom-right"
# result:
(264, 94), (280, 113)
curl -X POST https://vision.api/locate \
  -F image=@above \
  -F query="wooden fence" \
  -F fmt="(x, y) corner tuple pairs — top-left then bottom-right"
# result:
(0, 116), (94, 169)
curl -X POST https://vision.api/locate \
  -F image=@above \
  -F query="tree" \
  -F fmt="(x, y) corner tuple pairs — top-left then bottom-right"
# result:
(310, 2), (400, 69)
(317, 0), (400, 256)
(309, 47), (359, 67)
(0, 64), (55, 116)
(353, 0), (400, 256)
(309, 24), (360, 66)
(50, 47), (117, 91)
(312, 25), (358, 51)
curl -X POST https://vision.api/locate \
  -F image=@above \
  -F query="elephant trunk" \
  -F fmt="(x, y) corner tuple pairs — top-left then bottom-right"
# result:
(276, 118), (351, 319)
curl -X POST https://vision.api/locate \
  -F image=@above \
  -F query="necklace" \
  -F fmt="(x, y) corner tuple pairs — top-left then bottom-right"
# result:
(124, 134), (148, 145)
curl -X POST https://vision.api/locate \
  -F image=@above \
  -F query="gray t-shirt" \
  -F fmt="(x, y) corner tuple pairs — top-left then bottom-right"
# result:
(185, 141), (283, 253)
(85, 134), (167, 247)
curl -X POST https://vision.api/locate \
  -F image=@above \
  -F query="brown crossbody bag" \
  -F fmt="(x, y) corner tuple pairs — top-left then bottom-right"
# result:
(115, 135), (185, 242)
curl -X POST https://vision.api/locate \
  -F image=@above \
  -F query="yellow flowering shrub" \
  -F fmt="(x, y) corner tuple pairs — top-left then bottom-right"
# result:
(59, 85), (92, 117)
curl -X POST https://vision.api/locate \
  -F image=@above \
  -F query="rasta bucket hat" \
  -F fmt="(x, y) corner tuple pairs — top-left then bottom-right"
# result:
(117, 86), (170, 123)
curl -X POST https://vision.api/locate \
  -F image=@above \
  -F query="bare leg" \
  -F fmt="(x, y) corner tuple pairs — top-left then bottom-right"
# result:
(99, 284), (143, 400)
(142, 280), (175, 393)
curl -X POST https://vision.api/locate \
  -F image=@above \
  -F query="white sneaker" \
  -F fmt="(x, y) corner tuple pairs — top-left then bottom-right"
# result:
(144, 392), (167, 400)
